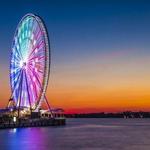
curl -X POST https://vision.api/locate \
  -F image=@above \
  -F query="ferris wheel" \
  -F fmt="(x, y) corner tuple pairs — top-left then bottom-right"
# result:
(9, 13), (50, 111)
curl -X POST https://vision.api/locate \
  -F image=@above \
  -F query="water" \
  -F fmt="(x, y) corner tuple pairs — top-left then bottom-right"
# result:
(1, 118), (150, 150)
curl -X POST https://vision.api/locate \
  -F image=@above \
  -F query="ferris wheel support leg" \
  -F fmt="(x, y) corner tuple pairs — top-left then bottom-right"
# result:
(7, 99), (11, 108)
(7, 98), (14, 108)
(7, 95), (14, 108)
(44, 96), (54, 118)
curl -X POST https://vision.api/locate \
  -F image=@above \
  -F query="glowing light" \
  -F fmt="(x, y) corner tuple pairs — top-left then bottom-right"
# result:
(19, 37), (21, 43)
(31, 34), (34, 40)
(17, 45), (19, 50)
(30, 84), (33, 89)
(33, 77), (36, 82)
(35, 48), (38, 53)
(33, 40), (36, 46)
(32, 61), (35, 66)
(35, 68), (38, 72)
(22, 33), (24, 39)
(19, 60), (24, 68)
(13, 117), (16, 122)
(35, 58), (38, 62)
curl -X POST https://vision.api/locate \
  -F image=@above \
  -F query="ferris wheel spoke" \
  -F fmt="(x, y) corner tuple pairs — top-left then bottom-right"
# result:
(28, 71), (38, 101)
(28, 64), (42, 87)
(12, 69), (21, 75)
(13, 64), (21, 69)
(13, 69), (23, 107)
(36, 40), (44, 49)
(28, 63), (44, 76)
(33, 66), (44, 74)
(28, 55), (45, 62)
(12, 52), (21, 62)
(28, 41), (44, 60)
(37, 69), (44, 74)
(29, 57), (45, 65)
(24, 70), (32, 108)
(11, 71), (21, 81)
(18, 70), (24, 107)
(28, 45), (39, 59)
(14, 52), (22, 62)
(30, 19), (35, 37)
(33, 21), (38, 33)
(11, 59), (20, 66)
(14, 38), (23, 59)
(27, 70), (42, 100)
(28, 44), (44, 60)
(32, 70), (42, 89)
(28, 65), (39, 92)
(34, 26), (41, 39)
(11, 69), (23, 97)
(11, 68), (21, 78)
(28, 64), (44, 72)
(11, 67), (20, 73)
(28, 60), (45, 65)
(12, 55), (20, 62)
(29, 62), (45, 68)
(20, 70), (25, 106)
(15, 40), (24, 60)
(16, 49), (23, 61)
(31, 60), (45, 67)
(32, 39), (44, 52)
(27, 22), (31, 38)
(34, 37), (44, 50)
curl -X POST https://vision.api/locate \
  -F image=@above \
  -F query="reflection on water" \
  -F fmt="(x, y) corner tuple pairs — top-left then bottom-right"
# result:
(1, 118), (150, 150)
(2, 127), (53, 150)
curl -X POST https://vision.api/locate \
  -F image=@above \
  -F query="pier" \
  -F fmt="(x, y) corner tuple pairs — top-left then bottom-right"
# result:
(0, 110), (66, 129)
(0, 117), (65, 129)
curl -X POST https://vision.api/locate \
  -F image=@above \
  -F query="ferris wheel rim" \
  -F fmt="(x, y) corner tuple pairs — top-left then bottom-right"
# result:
(10, 13), (50, 110)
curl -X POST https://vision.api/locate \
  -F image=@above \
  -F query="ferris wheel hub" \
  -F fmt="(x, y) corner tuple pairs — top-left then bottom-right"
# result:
(23, 62), (26, 66)
(19, 60), (27, 68)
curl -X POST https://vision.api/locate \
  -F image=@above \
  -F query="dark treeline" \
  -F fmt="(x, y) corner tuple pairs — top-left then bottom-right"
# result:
(64, 111), (150, 118)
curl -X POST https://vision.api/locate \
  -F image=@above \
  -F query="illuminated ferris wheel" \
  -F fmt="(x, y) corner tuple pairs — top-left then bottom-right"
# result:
(9, 13), (50, 111)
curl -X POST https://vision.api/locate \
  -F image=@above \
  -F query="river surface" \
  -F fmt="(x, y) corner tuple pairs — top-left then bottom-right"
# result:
(1, 118), (150, 150)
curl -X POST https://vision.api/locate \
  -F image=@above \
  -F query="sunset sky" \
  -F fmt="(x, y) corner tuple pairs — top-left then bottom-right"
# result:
(1, 0), (150, 113)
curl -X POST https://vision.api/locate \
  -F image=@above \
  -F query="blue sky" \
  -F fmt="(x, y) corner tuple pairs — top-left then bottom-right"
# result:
(0, 0), (150, 63)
